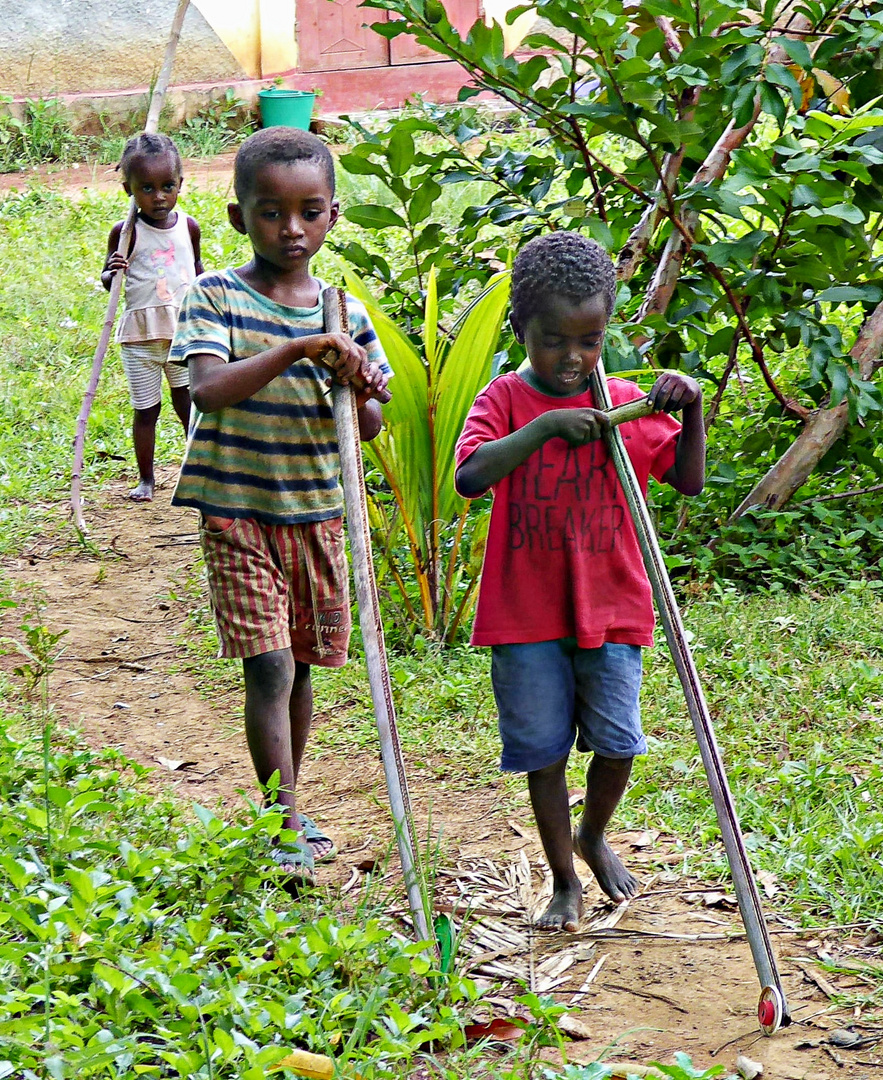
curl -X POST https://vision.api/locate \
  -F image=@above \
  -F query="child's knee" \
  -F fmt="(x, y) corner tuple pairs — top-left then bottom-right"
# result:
(243, 649), (296, 700)
(592, 753), (634, 771)
(134, 403), (161, 423)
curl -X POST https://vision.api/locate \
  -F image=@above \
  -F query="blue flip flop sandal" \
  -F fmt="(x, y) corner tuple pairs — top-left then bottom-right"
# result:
(270, 837), (315, 889)
(298, 814), (338, 864)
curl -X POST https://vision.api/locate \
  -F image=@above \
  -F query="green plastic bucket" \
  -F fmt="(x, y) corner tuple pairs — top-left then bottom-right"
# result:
(258, 89), (316, 131)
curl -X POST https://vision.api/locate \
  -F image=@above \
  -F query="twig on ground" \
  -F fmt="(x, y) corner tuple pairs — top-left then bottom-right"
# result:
(601, 981), (690, 1014)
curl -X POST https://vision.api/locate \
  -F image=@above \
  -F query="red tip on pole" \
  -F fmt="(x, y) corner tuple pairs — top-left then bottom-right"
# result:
(758, 999), (775, 1027)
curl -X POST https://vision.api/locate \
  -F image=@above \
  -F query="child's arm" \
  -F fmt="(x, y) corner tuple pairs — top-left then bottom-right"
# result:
(187, 217), (205, 276)
(100, 222), (128, 290)
(456, 408), (609, 498)
(189, 333), (387, 414)
(650, 372), (706, 497)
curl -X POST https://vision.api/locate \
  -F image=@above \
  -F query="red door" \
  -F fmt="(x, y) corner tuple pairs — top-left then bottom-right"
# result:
(297, 0), (482, 72)
(297, 0), (391, 72)
(390, 1), (483, 64)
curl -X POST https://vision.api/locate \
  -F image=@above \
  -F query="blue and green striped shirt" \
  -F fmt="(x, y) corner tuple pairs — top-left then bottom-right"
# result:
(170, 270), (390, 524)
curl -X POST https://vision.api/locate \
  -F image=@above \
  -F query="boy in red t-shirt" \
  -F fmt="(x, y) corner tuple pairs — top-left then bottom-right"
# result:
(455, 232), (706, 932)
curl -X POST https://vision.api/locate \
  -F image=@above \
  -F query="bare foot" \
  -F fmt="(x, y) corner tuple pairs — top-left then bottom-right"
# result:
(535, 878), (584, 932)
(573, 830), (639, 901)
(129, 480), (154, 502)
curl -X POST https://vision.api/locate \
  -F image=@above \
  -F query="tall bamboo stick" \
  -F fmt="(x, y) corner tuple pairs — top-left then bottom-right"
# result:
(324, 288), (432, 947)
(70, 0), (191, 533)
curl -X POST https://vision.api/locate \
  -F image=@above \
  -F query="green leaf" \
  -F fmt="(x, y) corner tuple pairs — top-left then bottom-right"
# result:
(773, 35), (813, 70)
(759, 82), (786, 128)
(338, 153), (389, 179)
(765, 62), (803, 107)
(343, 204), (408, 229)
(409, 175), (442, 225)
(433, 914), (454, 972)
(424, 265), (439, 382)
(388, 128), (416, 176)
(434, 273), (511, 522)
(816, 285), (882, 303)
(356, 294), (433, 546)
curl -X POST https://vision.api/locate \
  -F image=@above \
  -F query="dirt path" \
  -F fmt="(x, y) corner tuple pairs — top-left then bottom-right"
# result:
(1, 472), (878, 1078)
(0, 154), (237, 198)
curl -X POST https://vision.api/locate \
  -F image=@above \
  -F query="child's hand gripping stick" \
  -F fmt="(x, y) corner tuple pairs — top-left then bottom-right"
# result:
(605, 395), (654, 427)
(319, 347), (392, 404)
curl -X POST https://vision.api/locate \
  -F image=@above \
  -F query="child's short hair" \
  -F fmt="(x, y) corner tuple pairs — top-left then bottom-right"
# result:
(511, 231), (616, 330)
(117, 132), (182, 181)
(234, 126), (335, 202)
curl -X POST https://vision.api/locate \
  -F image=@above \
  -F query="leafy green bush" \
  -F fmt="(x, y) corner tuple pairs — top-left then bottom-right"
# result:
(0, 97), (81, 173)
(344, 0), (883, 590)
(0, 720), (479, 1078)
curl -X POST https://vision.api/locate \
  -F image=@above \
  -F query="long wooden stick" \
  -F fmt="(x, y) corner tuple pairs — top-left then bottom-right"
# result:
(70, 0), (191, 533)
(323, 288), (431, 946)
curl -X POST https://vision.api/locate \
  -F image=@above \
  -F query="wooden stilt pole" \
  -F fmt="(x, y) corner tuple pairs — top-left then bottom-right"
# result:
(324, 288), (432, 946)
(70, 0), (191, 533)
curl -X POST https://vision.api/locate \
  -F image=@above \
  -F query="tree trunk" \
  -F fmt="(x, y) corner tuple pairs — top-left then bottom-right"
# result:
(728, 299), (883, 519)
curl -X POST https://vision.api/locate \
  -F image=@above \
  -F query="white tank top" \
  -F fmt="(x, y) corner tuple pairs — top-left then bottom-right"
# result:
(116, 212), (196, 344)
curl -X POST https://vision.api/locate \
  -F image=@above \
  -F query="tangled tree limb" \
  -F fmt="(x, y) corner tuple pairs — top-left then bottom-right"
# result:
(70, 0), (190, 534)
(727, 299), (883, 520)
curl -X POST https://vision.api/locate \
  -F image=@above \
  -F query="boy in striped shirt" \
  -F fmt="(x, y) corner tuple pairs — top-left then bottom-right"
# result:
(170, 127), (390, 885)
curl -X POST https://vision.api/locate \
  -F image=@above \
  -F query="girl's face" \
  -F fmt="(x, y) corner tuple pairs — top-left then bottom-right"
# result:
(518, 293), (609, 397)
(124, 153), (182, 225)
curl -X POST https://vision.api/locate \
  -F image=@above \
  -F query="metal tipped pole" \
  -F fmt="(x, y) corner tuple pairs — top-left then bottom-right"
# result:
(591, 361), (790, 1034)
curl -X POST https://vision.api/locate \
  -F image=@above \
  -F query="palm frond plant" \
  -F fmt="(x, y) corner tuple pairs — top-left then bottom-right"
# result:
(341, 265), (510, 645)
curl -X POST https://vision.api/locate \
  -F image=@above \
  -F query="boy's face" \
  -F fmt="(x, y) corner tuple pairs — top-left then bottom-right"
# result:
(228, 161), (338, 273)
(516, 293), (609, 397)
(124, 153), (182, 226)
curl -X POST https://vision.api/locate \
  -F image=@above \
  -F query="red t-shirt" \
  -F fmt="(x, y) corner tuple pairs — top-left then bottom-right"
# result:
(455, 373), (681, 648)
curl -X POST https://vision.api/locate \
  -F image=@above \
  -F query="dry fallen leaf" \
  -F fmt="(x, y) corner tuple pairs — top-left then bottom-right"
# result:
(272, 1048), (333, 1078)
(558, 1013), (594, 1040)
(155, 756), (197, 771)
(684, 890), (738, 910)
(735, 1053), (764, 1079)
(756, 869), (779, 898)
(464, 1018), (523, 1044)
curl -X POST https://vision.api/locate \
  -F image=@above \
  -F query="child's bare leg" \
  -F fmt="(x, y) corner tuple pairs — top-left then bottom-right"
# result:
(243, 648), (299, 831)
(287, 659), (331, 861)
(170, 385), (191, 437)
(573, 754), (638, 901)
(131, 403), (161, 501)
(528, 755), (583, 932)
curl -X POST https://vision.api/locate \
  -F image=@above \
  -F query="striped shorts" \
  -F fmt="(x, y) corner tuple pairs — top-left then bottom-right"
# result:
(120, 340), (189, 409)
(199, 515), (351, 666)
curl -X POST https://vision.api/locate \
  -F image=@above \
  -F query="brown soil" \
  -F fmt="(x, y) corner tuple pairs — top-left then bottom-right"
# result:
(0, 154), (237, 197)
(2, 469), (879, 1078)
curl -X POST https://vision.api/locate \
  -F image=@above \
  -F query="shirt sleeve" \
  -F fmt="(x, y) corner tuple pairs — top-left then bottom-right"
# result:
(169, 275), (232, 365)
(454, 377), (511, 498)
(345, 296), (393, 378)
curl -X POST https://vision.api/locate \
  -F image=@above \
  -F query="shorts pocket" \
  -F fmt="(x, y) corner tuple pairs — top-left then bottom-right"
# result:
(201, 514), (238, 536)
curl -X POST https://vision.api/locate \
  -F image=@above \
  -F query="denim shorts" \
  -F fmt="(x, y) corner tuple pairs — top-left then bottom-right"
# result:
(491, 639), (645, 772)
